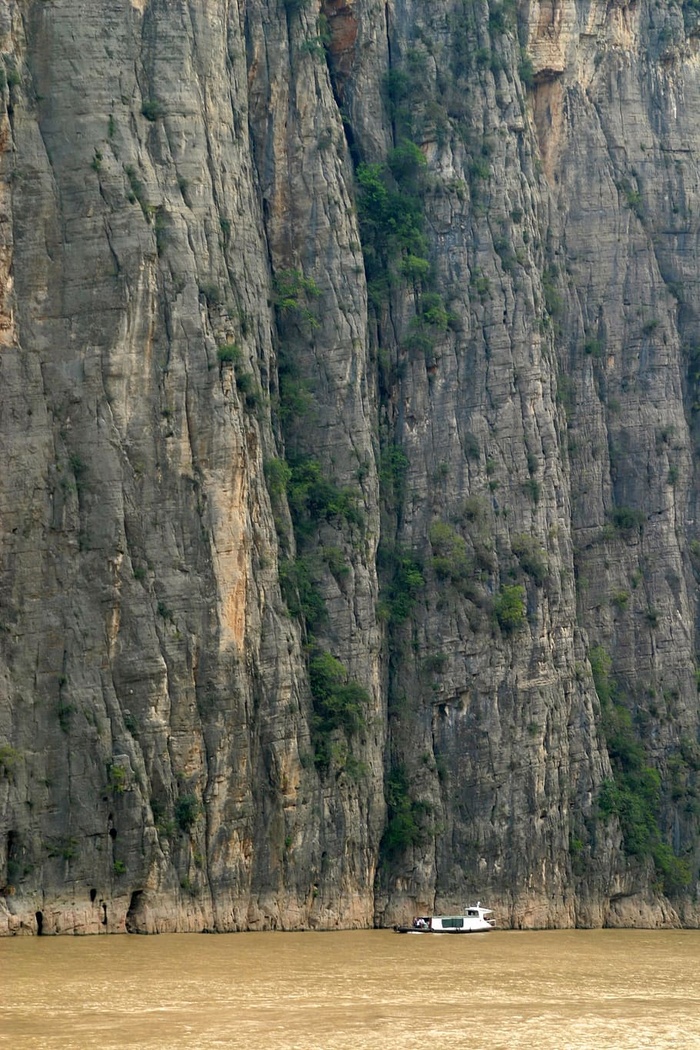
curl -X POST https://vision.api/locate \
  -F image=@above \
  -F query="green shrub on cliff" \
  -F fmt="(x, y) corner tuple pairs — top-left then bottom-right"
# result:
(273, 268), (320, 330)
(429, 522), (471, 584)
(309, 651), (369, 736)
(286, 458), (364, 537)
(108, 764), (128, 794)
(278, 556), (326, 632)
(217, 342), (242, 364)
(377, 544), (425, 625)
(511, 534), (547, 585)
(175, 794), (200, 833)
(610, 506), (645, 533)
(264, 457), (291, 499)
(308, 650), (370, 770)
(593, 647), (692, 894)
(356, 155), (428, 285)
(380, 765), (429, 860)
(0, 743), (20, 779)
(494, 584), (526, 632)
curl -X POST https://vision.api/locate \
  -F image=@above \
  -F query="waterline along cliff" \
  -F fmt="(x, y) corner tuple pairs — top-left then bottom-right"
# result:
(1, 0), (699, 934)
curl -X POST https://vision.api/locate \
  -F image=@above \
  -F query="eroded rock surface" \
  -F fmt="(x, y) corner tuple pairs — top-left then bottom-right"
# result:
(1, 0), (699, 933)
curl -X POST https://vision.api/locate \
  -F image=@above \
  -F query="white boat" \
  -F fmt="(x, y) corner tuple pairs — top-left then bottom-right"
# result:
(395, 901), (495, 934)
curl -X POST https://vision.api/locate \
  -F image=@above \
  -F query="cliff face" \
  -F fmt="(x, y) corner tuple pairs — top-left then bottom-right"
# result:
(0, 0), (698, 934)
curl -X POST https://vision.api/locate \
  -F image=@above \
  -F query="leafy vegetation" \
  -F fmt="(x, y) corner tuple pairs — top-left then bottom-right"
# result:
(278, 556), (327, 633)
(591, 645), (692, 894)
(322, 545), (350, 581)
(151, 798), (177, 839)
(141, 100), (163, 122)
(264, 458), (292, 500)
(308, 650), (370, 769)
(620, 179), (644, 219)
(590, 645), (614, 704)
(108, 764), (128, 794)
(494, 584), (526, 633)
(377, 545), (425, 625)
(276, 354), (315, 431)
(356, 144), (428, 299)
(380, 765), (429, 860)
(174, 793), (200, 833)
(273, 268), (321, 330)
(124, 164), (150, 218)
(518, 52), (535, 88)
(47, 837), (78, 861)
(309, 651), (368, 735)
(610, 506), (646, 533)
(286, 457), (364, 539)
(0, 743), (20, 779)
(266, 268), (371, 771)
(234, 369), (260, 410)
(428, 522), (473, 589)
(217, 342), (242, 364)
(511, 534), (547, 585)
(541, 264), (563, 319)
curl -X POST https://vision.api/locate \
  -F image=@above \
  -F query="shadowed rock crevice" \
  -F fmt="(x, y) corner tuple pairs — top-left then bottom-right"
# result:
(125, 892), (144, 934)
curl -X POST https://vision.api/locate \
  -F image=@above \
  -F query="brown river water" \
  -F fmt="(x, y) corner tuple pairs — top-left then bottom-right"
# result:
(2, 928), (700, 1050)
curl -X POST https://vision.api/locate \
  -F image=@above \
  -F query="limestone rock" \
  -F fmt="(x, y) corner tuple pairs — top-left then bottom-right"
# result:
(0, 0), (699, 933)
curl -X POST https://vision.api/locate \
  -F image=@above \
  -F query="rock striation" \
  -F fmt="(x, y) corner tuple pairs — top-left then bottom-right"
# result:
(0, 0), (698, 933)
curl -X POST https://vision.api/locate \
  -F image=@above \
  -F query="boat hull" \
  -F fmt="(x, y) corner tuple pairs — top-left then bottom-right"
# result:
(394, 925), (493, 934)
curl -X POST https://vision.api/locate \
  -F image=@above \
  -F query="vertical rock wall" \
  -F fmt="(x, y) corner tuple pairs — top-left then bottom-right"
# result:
(0, 0), (698, 933)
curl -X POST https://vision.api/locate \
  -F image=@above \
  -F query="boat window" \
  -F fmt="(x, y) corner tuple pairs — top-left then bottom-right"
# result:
(441, 917), (464, 929)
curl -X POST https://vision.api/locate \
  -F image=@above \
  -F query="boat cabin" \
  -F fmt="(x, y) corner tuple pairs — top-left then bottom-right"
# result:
(429, 916), (468, 931)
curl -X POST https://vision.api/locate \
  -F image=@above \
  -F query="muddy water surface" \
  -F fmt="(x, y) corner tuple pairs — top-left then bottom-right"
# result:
(2, 928), (700, 1049)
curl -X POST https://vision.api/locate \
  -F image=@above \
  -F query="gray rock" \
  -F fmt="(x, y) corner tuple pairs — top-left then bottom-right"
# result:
(0, 0), (698, 934)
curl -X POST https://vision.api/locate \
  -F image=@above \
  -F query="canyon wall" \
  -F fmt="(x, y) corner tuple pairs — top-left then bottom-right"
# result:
(0, 0), (698, 933)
